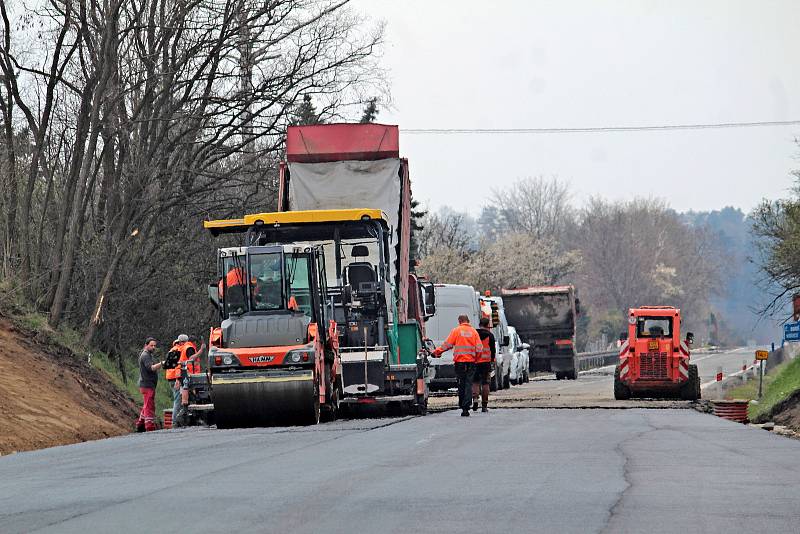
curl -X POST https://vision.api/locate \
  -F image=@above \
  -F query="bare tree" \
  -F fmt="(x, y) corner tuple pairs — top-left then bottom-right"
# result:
(0, 0), (386, 353)
(488, 176), (573, 242)
(574, 197), (723, 336)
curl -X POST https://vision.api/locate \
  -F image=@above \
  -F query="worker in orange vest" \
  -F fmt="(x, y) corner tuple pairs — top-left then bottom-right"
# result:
(165, 334), (199, 428)
(473, 317), (496, 413)
(432, 314), (482, 417)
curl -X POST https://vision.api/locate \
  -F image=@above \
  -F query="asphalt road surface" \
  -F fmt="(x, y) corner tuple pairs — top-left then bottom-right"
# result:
(2, 406), (800, 533)
(427, 346), (767, 410)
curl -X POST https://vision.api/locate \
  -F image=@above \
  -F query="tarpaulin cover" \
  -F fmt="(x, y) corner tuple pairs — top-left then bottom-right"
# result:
(288, 158), (401, 271)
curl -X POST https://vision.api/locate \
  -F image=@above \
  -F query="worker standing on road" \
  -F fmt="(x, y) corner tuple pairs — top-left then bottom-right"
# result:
(166, 334), (198, 428)
(432, 315), (481, 417)
(136, 337), (164, 432)
(473, 317), (496, 413)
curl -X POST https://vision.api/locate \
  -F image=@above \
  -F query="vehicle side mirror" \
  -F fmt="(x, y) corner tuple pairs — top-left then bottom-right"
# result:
(208, 284), (221, 309)
(685, 332), (694, 345)
(421, 282), (436, 318)
(502, 335), (510, 347)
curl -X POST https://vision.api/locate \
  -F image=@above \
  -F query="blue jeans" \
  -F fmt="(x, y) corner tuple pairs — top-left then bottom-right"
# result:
(171, 380), (185, 427)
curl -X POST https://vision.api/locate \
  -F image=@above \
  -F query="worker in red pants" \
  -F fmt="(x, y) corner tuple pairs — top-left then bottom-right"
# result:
(136, 337), (165, 432)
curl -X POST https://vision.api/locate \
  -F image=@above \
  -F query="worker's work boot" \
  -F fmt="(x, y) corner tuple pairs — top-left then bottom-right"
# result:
(461, 410), (470, 417)
(472, 401), (478, 412)
(481, 405), (488, 413)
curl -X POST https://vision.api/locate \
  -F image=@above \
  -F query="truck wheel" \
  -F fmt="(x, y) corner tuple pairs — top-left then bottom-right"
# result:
(614, 366), (631, 400)
(680, 364), (700, 401)
(694, 365), (702, 400)
(567, 368), (577, 380)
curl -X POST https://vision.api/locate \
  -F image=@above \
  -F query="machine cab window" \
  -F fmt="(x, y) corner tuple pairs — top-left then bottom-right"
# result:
(636, 317), (672, 338)
(249, 253), (284, 311)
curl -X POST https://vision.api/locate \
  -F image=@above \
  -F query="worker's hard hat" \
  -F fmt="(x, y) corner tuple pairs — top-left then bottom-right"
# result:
(177, 334), (189, 342)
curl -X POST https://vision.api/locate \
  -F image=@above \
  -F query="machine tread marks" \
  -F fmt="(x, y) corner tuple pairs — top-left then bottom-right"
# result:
(680, 364), (701, 401)
(614, 365), (631, 400)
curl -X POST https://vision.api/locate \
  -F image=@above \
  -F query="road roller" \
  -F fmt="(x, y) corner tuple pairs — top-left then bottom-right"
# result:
(204, 241), (341, 428)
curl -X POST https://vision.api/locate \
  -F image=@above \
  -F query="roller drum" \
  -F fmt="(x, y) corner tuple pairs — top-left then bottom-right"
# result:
(213, 371), (319, 428)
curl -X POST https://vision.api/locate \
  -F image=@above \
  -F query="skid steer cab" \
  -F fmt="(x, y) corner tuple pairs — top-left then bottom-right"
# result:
(206, 243), (340, 428)
(614, 306), (700, 401)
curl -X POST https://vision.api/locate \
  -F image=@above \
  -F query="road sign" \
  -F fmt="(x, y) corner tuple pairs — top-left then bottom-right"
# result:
(783, 321), (800, 342)
(755, 350), (769, 361)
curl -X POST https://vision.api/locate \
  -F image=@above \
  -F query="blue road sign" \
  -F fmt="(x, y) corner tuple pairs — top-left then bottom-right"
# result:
(784, 321), (800, 342)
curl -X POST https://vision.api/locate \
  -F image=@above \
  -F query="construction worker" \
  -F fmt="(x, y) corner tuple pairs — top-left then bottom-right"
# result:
(432, 314), (481, 417)
(166, 334), (198, 428)
(136, 337), (164, 432)
(473, 317), (496, 413)
(219, 265), (247, 313)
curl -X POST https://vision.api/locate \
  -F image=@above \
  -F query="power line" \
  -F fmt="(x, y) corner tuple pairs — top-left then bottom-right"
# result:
(402, 119), (800, 134)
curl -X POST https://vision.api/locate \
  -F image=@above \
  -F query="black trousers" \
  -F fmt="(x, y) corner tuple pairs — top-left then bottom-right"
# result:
(454, 362), (476, 412)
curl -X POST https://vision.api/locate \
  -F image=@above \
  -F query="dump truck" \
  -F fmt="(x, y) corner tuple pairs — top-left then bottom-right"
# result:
(614, 306), (700, 400)
(201, 237), (341, 428)
(500, 285), (580, 380)
(276, 123), (435, 415)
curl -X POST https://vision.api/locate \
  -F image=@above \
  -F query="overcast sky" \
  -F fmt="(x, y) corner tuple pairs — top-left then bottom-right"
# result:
(349, 0), (800, 216)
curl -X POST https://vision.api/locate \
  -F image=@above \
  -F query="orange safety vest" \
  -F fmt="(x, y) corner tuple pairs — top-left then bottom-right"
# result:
(477, 329), (493, 364)
(218, 267), (246, 298)
(166, 341), (200, 380)
(436, 323), (481, 363)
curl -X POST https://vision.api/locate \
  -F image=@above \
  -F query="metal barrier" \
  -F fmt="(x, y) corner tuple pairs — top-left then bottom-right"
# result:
(575, 351), (618, 371)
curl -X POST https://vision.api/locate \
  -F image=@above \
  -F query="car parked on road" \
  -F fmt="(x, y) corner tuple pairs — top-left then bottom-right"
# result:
(480, 295), (512, 390)
(508, 326), (530, 385)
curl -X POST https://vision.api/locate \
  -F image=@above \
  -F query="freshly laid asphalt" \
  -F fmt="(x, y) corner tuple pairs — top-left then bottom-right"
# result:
(1, 408), (800, 533)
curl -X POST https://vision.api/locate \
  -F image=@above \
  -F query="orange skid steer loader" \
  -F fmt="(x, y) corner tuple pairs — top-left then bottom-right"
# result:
(614, 306), (700, 400)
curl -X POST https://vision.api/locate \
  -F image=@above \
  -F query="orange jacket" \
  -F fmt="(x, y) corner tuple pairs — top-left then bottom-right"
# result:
(476, 329), (495, 364)
(166, 341), (199, 380)
(433, 323), (481, 363)
(218, 267), (246, 298)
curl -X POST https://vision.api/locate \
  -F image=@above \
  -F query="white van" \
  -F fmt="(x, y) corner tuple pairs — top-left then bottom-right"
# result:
(426, 284), (482, 391)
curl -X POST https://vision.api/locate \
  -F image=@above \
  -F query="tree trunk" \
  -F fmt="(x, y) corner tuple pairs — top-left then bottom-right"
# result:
(83, 241), (125, 345)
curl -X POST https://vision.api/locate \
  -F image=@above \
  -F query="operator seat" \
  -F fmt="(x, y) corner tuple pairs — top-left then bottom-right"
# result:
(346, 263), (377, 288)
(345, 245), (378, 289)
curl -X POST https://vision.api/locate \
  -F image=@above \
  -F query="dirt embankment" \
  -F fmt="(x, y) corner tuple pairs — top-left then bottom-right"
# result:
(0, 315), (137, 455)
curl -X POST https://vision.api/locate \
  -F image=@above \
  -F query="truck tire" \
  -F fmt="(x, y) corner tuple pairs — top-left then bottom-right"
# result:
(566, 368), (577, 380)
(614, 366), (631, 400)
(680, 364), (700, 401)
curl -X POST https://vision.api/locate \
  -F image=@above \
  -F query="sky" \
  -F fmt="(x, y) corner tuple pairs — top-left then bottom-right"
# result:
(349, 0), (800, 216)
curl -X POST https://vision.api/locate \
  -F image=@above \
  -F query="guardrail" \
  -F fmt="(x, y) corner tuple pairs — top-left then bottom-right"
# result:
(575, 350), (618, 371)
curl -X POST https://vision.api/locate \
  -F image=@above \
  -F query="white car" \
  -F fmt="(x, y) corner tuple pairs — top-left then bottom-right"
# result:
(508, 327), (530, 385)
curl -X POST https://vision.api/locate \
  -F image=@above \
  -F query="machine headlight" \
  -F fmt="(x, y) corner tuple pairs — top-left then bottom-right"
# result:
(284, 348), (314, 364)
(211, 351), (237, 366)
